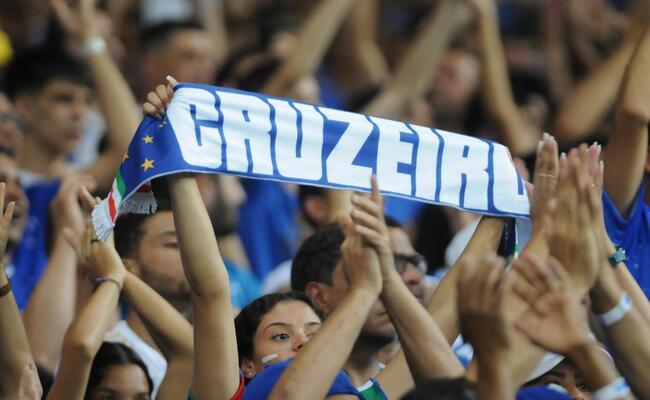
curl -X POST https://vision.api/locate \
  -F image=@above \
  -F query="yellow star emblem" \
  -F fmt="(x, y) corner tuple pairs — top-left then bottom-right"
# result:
(122, 153), (129, 163)
(141, 158), (154, 172)
(143, 135), (154, 144)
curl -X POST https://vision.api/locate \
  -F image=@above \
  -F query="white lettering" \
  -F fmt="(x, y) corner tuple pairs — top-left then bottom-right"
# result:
(218, 91), (273, 175)
(438, 130), (490, 210)
(492, 145), (530, 214)
(410, 125), (440, 201)
(370, 117), (413, 195)
(320, 108), (373, 187)
(167, 87), (222, 168)
(269, 99), (323, 181)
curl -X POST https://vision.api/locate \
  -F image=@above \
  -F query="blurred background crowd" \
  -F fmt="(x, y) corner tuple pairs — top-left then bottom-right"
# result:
(0, 0), (649, 399)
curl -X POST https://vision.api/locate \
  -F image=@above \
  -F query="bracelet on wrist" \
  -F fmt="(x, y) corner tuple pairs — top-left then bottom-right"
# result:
(607, 245), (627, 268)
(592, 377), (630, 400)
(81, 37), (107, 57)
(94, 276), (123, 292)
(596, 292), (632, 327)
(0, 275), (11, 298)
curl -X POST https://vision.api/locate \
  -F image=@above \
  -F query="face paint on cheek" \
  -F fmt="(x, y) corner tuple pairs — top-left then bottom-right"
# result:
(261, 354), (279, 364)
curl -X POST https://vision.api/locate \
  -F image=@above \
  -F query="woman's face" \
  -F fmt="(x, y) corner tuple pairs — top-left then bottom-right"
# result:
(535, 361), (591, 400)
(88, 364), (150, 400)
(247, 300), (322, 377)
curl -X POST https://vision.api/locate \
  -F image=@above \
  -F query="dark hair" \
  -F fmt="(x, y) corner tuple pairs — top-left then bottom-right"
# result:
(3, 47), (92, 100)
(86, 342), (153, 399)
(140, 20), (205, 54)
(113, 201), (171, 258)
(297, 185), (325, 229)
(291, 223), (344, 292)
(401, 377), (477, 400)
(234, 292), (322, 364)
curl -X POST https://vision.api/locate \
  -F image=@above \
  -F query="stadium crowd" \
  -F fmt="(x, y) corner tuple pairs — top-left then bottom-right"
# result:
(0, 0), (649, 398)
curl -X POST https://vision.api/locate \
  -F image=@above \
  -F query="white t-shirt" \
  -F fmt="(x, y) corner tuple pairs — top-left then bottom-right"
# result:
(105, 320), (167, 398)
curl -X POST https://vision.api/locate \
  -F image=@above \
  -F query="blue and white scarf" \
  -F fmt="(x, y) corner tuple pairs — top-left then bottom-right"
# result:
(93, 83), (529, 240)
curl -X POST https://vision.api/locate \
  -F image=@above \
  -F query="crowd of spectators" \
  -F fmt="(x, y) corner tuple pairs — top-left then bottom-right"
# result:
(0, 0), (649, 398)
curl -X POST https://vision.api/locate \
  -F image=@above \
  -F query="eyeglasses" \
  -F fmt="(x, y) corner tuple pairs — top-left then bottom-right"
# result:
(393, 253), (428, 275)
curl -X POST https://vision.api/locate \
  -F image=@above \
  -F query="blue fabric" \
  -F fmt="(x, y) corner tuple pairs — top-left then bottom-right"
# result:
(8, 180), (60, 310)
(603, 185), (650, 297)
(384, 197), (426, 225)
(243, 359), (362, 400)
(316, 71), (345, 109)
(238, 179), (298, 279)
(224, 258), (262, 310)
(516, 386), (570, 399)
(94, 82), (532, 242)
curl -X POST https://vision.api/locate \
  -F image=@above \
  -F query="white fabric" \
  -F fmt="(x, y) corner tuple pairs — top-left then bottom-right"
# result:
(105, 320), (167, 398)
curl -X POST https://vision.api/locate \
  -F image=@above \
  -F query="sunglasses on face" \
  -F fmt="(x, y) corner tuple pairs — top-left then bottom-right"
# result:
(393, 253), (428, 275)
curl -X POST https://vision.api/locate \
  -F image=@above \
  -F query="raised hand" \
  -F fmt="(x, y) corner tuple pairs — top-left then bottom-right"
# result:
(143, 76), (178, 118)
(513, 255), (592, 355)
(549, 146), (601, 290)
(338, 209), (382, 296)
(50, 175), (97, 237)
(63, 189), (125, 284)
(529, 133), (560, 244)
(349, 177), (395, 281)
(50, 0), (100, 40)
(458, 253), (514, 361)
(0, 182), (15, 261)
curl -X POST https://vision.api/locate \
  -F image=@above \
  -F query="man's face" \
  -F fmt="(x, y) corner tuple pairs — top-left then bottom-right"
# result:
(18, 79), (90, 156)
(132, 211), (191, 317)
(388, 227), (426, 304)
(155, 30), (218, 85)
(0, 154), (27, 250)
(327, 262), (397, 345)
(429, 50), (480, 120)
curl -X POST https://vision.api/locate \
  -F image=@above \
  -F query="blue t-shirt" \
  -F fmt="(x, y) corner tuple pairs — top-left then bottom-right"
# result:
(243, 359), (362, 400)
(238, 180), (298, 279)
(7, 180), (60, 310)
(224, 259), (261, 311)
(603, 185), (650, 297)
(516, 386), (570, 399)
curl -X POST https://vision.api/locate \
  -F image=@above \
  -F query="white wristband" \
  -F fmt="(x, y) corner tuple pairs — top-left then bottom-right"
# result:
(81, 37), (107, 57)
(592, 377), (631, 400)
(596, 293), (632, 326)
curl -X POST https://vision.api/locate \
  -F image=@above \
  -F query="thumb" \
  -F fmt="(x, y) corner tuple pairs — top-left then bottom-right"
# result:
(62, 227), (81, 257)
(166, 75), (179, 88)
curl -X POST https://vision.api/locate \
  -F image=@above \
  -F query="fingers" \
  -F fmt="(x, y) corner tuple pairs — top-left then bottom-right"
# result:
(79, 186), (98, 212)
(3, 201), (15, 225)
(143, 102), (159, 117)
(0, 182), (5, 216)
(146, 91), (164, 113)
(155, 84), (171, 107)
(369, 175), (384, 211)
(166, 75), (179, 87)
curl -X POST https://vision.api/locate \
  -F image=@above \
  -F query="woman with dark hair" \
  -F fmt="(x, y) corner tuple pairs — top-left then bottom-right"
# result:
(235, 292), (323, 380)
(86, 342), (153, 400)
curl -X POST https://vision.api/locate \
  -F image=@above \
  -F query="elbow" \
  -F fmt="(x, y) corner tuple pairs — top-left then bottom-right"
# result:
(61, 335), (97, 364)
(618, 100), (650, 125)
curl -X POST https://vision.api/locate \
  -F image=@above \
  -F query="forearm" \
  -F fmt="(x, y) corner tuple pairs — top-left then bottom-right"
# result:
(23, 237), (77, 374)
(263, 0), (357, 97)
(428, 217), (504, 343)
(553, 32), (639, 145)
(167, 174), (240, 399)
(592, 271), (650, 395)
(346, 0), (388, 85)
(167, 174), (230, 299)
(475, 5), (538, 156)
(381, 272), (463, 383)
(87, 51), (142, 189)
(48, 282), (121, 400)
(477, 359), (515, 400)
(363, 1), (472, 119)
(123, 272), (193, 360)
(568, 341), (622, 393)
(0, 273), (35, 393)
(269, 288), (377, 400)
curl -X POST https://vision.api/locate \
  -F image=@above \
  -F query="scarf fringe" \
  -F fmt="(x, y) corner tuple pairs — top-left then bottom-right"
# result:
(91, 200), (116, 241)
(120, 191), (158, 215)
